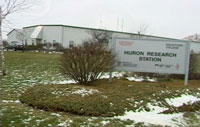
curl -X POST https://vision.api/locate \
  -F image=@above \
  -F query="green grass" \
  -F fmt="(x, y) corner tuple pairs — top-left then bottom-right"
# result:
(1, 51), (200, 127)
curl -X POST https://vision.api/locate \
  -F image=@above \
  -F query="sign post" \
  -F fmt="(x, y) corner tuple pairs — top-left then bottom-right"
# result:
(184, 41), (191, 85)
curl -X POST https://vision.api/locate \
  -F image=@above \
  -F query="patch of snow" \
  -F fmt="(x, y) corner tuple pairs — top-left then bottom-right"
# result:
(101, 120), (110, 125)
(110, 102), (114, 107)
(72, 88), (99, 97)
(100, 72), (125, 79)
(166, 94), (200, 107)
(51, 113), (61, 117)
(48, 124), (52, 126)
(52, 80), (76, 84)
(2, 100), (20, 103)
(126, 77), (156, 82)
(36, 119), (45, 123)
(116, 103), (183, 127)
(100, 72), (156, 82)
(52, 51), (63, 54)
(58, 120), (73, 127)
(146, 78), (157, 82)
(117, 94), (200, 126)
(126, 77), (144, 82)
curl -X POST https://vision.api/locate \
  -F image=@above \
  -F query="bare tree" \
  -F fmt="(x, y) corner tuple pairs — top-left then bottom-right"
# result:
(137, 24), (148, 35)
(88, 29), (112, 44)
(0, 0), (29, 75)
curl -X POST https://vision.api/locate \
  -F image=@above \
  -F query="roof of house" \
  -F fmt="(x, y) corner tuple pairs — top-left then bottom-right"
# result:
(7, 29), (23, 35)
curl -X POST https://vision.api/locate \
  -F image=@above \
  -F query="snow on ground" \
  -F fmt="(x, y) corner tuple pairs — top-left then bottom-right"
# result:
(52, 80), (76, 84)
(2, 100), (21, 103)
(51, 87), (99, 97)
(71, 88), (99, 97)
(126, 77), (144, 82)
(116, 104), (183, 127)
(50, 72), (156, 85)
(116, 94), (200, 127)
(101, 72), (156, 82)
(166, 94), (200, 107)
(101, 120), (110, 125)
(57, 120), (73, 127)
(100, 72), (125, 79)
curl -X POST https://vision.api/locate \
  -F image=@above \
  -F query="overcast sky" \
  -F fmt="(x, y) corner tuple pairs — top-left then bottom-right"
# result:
(2, 0), (200, 39)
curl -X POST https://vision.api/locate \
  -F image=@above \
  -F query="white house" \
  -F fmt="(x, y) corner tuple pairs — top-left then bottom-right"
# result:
(7, 29), (24, 45)
(7, 24), (200, 54)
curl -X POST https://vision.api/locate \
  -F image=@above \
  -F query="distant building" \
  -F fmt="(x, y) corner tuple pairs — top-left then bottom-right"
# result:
(183, 34), (200, 54)
(183, 34), (200, 42)
(7, 24), (200, 54)
(7, 29), (24, 44)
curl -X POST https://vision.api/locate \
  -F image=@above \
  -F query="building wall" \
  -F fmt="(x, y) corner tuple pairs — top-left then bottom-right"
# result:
(63, 27), (92, 48)
(7, 30), (22, 44)
(7, 25), (200, 54)
(42, 26), (63, 44)
(23, 27), (37, 45)
(191, 42), (200, 54)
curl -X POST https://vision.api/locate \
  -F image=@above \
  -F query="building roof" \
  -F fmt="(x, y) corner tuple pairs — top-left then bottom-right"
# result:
(7, 29), (23, 35)
(9, 24), (200, 43)
(23, 24), (183, 41)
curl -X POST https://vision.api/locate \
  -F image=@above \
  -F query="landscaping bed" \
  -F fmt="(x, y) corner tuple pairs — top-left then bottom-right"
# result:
(20, 79), (200, 117)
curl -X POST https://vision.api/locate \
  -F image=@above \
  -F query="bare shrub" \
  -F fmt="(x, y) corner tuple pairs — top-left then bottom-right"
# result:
(36, 43), (44, 52)
(189, 54), (198, 74)
(169, 54), (200, 80)
(60, 42), (115, 85)
(188, 54), (200, 80)
(53, 42), (64, 51)
(88, 29), (111, 44)
(43, 42), (52, 51)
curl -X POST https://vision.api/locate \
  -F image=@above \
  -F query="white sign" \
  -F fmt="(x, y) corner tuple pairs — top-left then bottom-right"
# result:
(113, 38), (190, 74)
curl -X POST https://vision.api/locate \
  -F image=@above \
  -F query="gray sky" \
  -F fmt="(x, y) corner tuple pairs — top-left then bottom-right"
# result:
(2, 0), (200, 39)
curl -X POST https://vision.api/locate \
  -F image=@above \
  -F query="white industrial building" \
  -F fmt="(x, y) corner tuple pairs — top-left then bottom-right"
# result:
(7, 24), (200, 53)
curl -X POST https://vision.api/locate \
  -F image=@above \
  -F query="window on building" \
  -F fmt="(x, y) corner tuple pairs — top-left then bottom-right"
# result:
(25, 40), (27, 46)
(32, 40), (35, 45)
(44, 40), (46, 43)
(53, 40), (58, 47)
(83, 41), (89, 46)
(69, 41), (74, 48)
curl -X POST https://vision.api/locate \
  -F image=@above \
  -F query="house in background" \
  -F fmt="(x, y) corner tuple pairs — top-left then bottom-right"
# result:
(7, 24), (200, 54)
(7, 29), (24, 45)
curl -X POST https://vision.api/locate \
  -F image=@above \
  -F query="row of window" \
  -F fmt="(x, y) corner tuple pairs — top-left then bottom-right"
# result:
(30, 39), (75, 48)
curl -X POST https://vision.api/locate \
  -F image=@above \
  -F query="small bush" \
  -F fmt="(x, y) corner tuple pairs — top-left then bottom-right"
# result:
(53, 42), (64, 51)
(25, 45), (38, 51)
(60, 43), (115, 85)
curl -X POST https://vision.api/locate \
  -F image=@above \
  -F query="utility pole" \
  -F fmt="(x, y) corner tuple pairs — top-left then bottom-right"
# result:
(0, 6), (6, 76)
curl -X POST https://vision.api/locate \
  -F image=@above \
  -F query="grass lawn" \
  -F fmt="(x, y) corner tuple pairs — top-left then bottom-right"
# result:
(1, 51), (200, 127)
